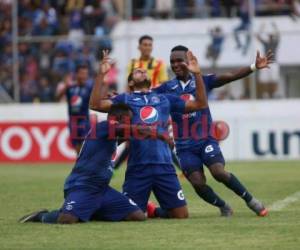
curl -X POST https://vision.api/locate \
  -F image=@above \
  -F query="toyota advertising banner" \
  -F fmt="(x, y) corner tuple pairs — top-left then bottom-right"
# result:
(0, 122), (75, 162)
(0, 101), (299, 163)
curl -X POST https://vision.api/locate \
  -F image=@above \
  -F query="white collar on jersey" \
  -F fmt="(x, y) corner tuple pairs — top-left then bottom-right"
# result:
(133, 90), (152, 94)
(179, 79), (191, 90)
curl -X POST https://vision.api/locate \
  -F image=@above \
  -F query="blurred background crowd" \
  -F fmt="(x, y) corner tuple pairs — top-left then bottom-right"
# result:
(0, 0), (299, 102)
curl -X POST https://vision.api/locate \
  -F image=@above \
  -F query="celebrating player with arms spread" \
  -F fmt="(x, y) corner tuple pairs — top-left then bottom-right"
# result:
(153, 45), (273, 217)
(89, 50), (207, 218)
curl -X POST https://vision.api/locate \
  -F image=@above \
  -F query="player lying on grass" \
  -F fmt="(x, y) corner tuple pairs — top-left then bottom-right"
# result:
(19, 103), (173, 224)
(149, 45), (273, 217)
(89, 50), (208, 218)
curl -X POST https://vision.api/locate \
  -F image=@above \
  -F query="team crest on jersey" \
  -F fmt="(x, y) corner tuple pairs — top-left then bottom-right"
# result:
(180, 93), (195, 101)
(151, 96), (160, 104)
(70, 95), (82, 107)
(140, 106), (158, 124)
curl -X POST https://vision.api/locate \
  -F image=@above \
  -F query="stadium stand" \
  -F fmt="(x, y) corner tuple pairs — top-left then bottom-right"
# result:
(0, 0), (298, 102)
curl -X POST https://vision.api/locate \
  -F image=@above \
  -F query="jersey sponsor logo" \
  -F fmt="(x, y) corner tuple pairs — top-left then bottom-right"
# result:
(66, 201), (76, 211)
(177, 190), (185, 200)
(205, 145), (214, 153)
(70, 96), (82, 107)
(190, 81), (196, 88)
(180, 94), (195, 101)
(151, 96), (160, 104)
(139, 106), (158, 124)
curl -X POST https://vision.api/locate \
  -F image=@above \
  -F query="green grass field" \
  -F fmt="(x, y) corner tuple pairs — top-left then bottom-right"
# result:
(0, 161), (300, 250)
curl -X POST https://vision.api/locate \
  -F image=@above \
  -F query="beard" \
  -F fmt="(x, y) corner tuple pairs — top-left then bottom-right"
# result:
(133, 79), (151, 89)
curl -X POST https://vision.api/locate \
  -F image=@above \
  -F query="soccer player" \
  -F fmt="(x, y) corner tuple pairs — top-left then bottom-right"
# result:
(115, 35), (170, 169)
(152, 45), (273, 217)
(55, 65), (93, 154)
(127, 35), (168, 88)
(89, 50), (208, 218)
(19, 103), (169, 224)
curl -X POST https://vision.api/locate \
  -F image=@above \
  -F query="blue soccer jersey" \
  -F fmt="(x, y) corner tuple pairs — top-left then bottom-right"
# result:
(66, 80), (93, 146)
(64, 121), (116, 191)
(112, 91), (185, 168)
(154, 74), (217, 150)
(66, 80), (93, 120)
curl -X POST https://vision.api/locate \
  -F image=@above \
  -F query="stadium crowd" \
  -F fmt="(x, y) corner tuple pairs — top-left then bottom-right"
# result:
(0, 0), (297, 102)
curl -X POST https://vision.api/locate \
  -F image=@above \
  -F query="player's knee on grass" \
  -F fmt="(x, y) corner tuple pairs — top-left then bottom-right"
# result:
(57, 213), (79, 224)
(209, 163), (230, 183)
(168, 206), (189, 219)
(124, 210), (146, 221)
(187, 171), (207, 190)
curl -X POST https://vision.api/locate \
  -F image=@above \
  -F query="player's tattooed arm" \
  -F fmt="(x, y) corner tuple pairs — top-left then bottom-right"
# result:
(89, 50), (113, 112)
(214, 50), (274, 87)
(184, 51), (208, 112)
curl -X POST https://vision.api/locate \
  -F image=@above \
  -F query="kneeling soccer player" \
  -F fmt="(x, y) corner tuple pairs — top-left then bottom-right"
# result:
(19, 104), (160, 224)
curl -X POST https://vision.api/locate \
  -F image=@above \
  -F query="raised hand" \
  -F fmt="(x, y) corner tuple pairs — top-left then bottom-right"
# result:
(100, 50), (113, 75)
(185, 51), (202, 74)
(255, 50), (274, 70)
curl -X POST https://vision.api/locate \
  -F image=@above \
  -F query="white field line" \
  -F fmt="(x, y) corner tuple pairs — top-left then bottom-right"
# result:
(268, 191), (300, 211)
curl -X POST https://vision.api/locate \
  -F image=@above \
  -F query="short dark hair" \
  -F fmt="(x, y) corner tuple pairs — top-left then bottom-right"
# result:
(75, 64), (89, 73)
(139, 35), (153, 44)
(127, 72), (133, 83)
(109, 103), (132, 118)
(171, 45), (189, 52)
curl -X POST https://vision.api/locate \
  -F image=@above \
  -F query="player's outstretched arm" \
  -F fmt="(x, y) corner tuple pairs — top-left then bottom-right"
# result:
(89, 50), (113, 112)
(184, 51), (208, 112)
(213, 50), (274, 88)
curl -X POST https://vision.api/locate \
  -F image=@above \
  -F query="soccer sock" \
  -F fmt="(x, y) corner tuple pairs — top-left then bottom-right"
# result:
(195, 185), (226, 207)
(225, 173), (253, 203)
(154, 208), (170, 218)
(40, 210), (60, 224)
(114, 146), (130, 169)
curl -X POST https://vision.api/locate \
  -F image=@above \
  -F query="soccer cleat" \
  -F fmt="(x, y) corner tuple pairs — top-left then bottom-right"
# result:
(219, 203), (233, 217)
(247, 198), (268, 217)
(18, 209), (48, 223)
(147, 201), (157, 218)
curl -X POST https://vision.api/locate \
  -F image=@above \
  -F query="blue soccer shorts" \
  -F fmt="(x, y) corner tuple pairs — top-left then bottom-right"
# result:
(176, 138), (225, 176)
(122, 164), (187, 212)
(61, 186), (140, 222)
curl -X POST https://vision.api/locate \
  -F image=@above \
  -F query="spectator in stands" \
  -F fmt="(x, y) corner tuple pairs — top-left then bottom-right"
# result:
(221, 0), (238, 17)
(206, 26), (225, 69)
(211, 0), (221, 17)
(38, 76), (55, 102)
(52, 48), (75, 82)
(193, 0), (208, 18)
(38, 42), (54, 75)
(75, 45), (97, 73)
(20, 74), (38, 103)
(142, 0), (155, 17)
(234, 0), (252, 55)
(256, 22), (280, 98)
